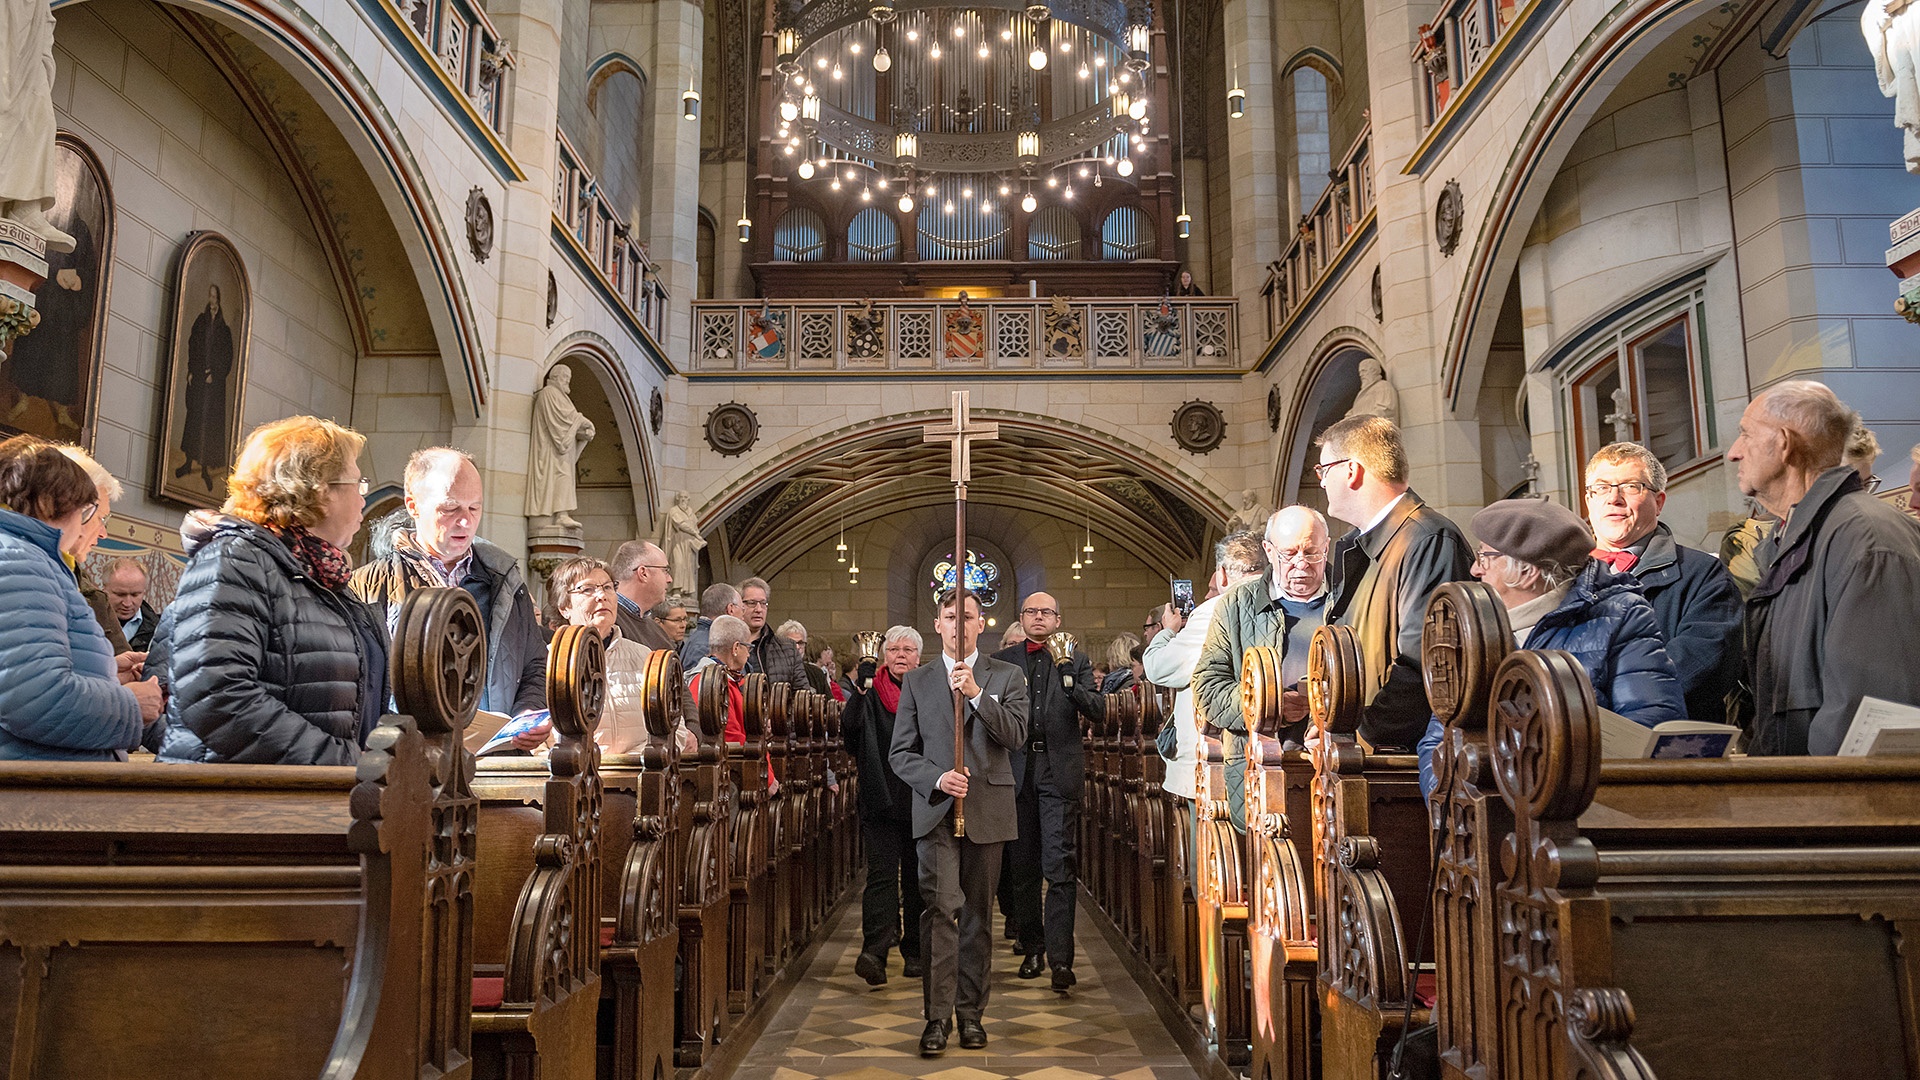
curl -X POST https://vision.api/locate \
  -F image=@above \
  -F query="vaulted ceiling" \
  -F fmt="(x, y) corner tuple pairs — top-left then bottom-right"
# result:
(719, 424), (1219, 578)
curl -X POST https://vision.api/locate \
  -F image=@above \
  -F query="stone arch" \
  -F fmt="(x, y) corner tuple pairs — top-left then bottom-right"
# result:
(696, 409), (1236, 585)
(541, 333), (659, 537)
(1439, 0), (1725, 413)
(1279, 46), (1344, 92)
(1276, 329), (1383, 510)
(52, 0), (495, 422)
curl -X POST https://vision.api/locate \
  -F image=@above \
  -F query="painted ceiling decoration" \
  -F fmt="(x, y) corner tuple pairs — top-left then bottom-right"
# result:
(193, 16), (439, 356)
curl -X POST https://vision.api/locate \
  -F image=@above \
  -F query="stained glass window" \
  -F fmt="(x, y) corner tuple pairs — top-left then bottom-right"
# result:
(930, 549), (1001, 608)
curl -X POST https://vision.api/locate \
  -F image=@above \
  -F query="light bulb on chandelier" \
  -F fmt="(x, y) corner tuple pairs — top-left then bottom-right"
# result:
(930, 42), (942, 59)
(978, 42), (989, 58)
(873, 46), (891, 71)
(1129, 97), (1147, 121)
(851, 40), (863, 54)
(899, 193), (915, 212)
(830, 177), (842, 191)
(1028, 45), (1047, 70)
(1078, 64), (1090, 78)
(944, 200), (955, 213)
(1001, 26), (1013, 40)
(999, 181), (1011, 196)
(780, 100), (798, 122)
(1021, 190), (1037, 212)
(798, 160), (815, 178)
(1117, 156), (1134, 176)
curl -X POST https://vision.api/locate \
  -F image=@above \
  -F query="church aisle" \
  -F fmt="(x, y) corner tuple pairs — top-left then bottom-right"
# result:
(730, 903), (1205, 1080)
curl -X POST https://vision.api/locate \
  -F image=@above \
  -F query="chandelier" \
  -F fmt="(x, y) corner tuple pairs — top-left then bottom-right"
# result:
(769, 0), (1158, 213)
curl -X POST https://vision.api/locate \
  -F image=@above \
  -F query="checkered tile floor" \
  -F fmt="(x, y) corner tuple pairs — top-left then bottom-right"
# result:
(729, 903), (1202, 1080)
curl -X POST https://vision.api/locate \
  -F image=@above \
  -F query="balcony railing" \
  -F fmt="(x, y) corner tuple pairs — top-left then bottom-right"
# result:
(555, 132), (669, 344)
(1261, 124), (1374, 340)
(1413, 0), (1524, 127)
(392, 0), (510, 133)
(688, 296), (1241, 374)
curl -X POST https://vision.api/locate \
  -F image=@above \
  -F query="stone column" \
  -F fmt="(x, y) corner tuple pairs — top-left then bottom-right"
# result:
(1221, 0), (1282, 348)
(468, 0), (566, 560)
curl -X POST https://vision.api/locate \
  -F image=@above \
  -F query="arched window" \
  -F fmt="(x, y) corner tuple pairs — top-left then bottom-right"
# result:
(586, 60), (648, 229)
(773, 207), (826, 261)
(1293, 67), (1331, 213)
(848, 207), (900, 260)
(1101, 206), (1154, 260)
(696, 210), (716, 298)
(1028, 206), (1081, 260)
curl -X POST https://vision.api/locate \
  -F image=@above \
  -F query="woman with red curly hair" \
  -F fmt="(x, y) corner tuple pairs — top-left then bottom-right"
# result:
(149, 416), (387, 764)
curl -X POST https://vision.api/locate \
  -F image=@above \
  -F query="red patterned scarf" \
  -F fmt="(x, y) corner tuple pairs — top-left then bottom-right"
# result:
(279, 525), (353, 591)
(875, 665), (902, 714)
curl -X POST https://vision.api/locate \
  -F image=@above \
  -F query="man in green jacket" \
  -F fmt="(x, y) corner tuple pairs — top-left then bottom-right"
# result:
(1192, 506), (1331, 832)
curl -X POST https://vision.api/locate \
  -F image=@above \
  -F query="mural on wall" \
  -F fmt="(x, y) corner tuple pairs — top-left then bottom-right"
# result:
(0, 133), (113, 448)
(155, 231), (251, 509)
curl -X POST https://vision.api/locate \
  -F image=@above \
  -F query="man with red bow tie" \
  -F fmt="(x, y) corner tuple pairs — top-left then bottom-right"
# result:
(1584, 442), (1744, 723)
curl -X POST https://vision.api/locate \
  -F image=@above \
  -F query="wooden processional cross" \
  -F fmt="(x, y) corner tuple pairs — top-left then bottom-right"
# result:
(923, 391), (998, 837)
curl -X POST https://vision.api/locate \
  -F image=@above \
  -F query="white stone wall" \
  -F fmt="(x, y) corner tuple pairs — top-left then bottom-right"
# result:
(52, 0), (358, 528)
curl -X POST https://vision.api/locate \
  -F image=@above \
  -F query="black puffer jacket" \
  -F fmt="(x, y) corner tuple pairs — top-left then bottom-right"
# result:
(150, 513), (388, 765)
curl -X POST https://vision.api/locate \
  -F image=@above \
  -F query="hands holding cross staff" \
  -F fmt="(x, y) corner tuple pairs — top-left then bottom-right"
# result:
(923, 390), (998, 837)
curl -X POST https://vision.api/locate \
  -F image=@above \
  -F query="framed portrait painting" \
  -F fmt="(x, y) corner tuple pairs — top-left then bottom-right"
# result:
(0, 133), (115, 448)
(154, 231), (251, 509)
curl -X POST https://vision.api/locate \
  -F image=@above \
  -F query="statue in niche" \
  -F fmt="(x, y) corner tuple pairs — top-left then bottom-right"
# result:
(1227, 489), (1273, 534)
(527, 364), (596, 530)
(1342, 357), (1400, 425)
(1045, 295), (1083, 357)
(660, 491), (706, 594)
(1864, 0), (1920, 172)
(1603, 384), (1638, 443)
(847, 297), (885, 358)
(0, 0), (75, 253)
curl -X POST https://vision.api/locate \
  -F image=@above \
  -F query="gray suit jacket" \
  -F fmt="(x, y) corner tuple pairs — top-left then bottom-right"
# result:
(889, 653), (1030, 844)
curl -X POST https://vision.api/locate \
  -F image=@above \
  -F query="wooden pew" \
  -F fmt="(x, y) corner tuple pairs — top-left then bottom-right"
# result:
(1194, 715), (1252, 1067)
(1302, 624), (1432, 1080)
(469, 624), (607, 1080)
(0, 586), (480, 1080)
(677, 667), (735, 1065)
(1238, 646), (1319, 1080)
(1444, 612), (1920, 1079)
(1136, 688), (1176, 984)
(598, 648), (687, 1080)
(759, 681), (791, 983)
(727, 673), (771, 1012)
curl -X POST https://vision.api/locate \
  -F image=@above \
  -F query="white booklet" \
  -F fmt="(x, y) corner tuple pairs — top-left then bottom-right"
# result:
(1838, 696), (1920, 756)
(1597, 707), (1741, 759)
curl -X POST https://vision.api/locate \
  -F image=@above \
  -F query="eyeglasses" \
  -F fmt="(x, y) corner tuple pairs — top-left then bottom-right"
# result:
(741, 598), (770, 609)
(79, 500), (99, 524)
(1270, 546), (1328, 565)
(1020, 607), (1060, 617)
(332, 477), (372, 496)
(1583, 480), (1655, 499)
(1865, 475), (1885, 494)
(661, 615), (689, 624)
(1473, 548), (1502, 567)
(635, 563), (671, 574)
(1313, 458), (1354, 481)
(568, 582), (617, 598)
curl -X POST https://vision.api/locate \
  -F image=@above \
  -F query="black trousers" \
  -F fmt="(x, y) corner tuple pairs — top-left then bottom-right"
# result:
(1007, 750), (1079, 968)
(861, 813), (922, 961)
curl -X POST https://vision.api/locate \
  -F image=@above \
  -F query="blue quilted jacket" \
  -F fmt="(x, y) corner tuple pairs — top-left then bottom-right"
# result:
(0, 507), (143, 760)
(1419, 561), (1685, 796)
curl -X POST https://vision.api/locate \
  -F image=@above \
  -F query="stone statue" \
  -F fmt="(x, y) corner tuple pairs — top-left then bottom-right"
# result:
(1603, 384), (1637, 443)
(1227, 489), (1273, 534)
(1864, 0), (1920, 172)
(1, 0), (76, 252)
(1343, 358), (1400, 425)
(527, 364), (595, 529)
(660, 491), (705, 594)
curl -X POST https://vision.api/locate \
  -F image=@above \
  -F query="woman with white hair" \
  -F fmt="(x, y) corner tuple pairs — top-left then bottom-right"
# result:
(842, 625), (926, 986)
(56, 444), (133, 653)
(1417, 498), (1684, 797)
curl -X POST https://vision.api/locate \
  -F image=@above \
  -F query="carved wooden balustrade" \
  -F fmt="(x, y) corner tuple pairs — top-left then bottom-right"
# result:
(554, 131), (670, 345)
(1258, 124), (1375, 343)
(469, 622), (606, 1079)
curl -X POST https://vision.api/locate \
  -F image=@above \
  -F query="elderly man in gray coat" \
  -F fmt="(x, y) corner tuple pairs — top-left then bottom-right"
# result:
(1728, 380), (1920, 755)
(890, 589), (1030, 1057)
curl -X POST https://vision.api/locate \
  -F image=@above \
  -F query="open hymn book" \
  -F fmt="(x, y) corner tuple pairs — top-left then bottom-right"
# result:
(1837, 697), (1920, 756)
(1597, 708), (1741, 759)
